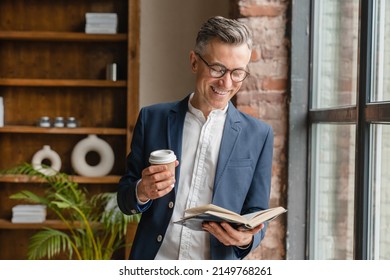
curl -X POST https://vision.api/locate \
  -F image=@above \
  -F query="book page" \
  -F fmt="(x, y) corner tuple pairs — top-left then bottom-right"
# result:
(178, 204), (287, 230)
(184, 204), (240, 217)
(247, 207), (287, 227)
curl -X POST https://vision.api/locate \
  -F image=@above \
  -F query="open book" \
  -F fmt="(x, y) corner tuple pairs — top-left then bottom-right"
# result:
(174, 204), (287, 231)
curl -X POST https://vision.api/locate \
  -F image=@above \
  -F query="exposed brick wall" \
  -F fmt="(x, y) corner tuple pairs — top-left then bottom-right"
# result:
(231, 0), (290, 259)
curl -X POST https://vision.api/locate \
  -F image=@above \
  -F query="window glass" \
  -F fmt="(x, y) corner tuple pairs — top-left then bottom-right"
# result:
(370, 124), (390, 259)
(309, 0), (390, 260)
(371, 0), (390, 102)
(311, 0), (359, 109)
(309, 124), (355, 259)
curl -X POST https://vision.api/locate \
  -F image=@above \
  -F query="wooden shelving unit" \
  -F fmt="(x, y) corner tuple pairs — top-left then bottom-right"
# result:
(0, 174), (121, 184)
(0, 126), (127, 135)
(0, 219), (102, 230)
(0, 30), (128, 42)
(0, 0), (140, 259)
(0, 78), (127, 87)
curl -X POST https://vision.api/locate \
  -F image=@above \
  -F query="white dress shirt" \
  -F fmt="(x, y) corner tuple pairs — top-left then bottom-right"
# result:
(155, 93), (227, 259)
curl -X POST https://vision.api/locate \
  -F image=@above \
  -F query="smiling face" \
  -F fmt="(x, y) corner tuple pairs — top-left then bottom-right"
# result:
(190, 38), (251, 117)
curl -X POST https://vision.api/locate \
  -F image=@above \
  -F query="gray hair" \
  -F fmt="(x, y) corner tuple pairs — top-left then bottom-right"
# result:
(195, 16), (253, 54)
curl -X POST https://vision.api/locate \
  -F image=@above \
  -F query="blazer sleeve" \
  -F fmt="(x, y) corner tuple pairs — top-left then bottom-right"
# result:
(117, 108), (152, 215)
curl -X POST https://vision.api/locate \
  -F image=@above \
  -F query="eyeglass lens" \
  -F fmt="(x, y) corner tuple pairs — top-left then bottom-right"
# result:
(196, 53), (249, 82)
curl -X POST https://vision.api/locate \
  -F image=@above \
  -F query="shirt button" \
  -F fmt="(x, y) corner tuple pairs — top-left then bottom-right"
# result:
(157, 235), (163, 242)
(168, 201), (174, 208)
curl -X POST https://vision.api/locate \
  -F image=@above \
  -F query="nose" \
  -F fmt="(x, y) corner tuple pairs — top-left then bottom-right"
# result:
(218, 72), (233, 87)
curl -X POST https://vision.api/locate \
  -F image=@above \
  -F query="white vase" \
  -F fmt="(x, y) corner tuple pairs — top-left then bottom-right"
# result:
(31, 145), (62, 176)
(71, 134), (114, 177)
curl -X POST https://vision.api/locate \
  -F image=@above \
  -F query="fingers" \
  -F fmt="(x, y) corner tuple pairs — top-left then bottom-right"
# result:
(202, 222), (261, 247)
(138, 165), (176, 201)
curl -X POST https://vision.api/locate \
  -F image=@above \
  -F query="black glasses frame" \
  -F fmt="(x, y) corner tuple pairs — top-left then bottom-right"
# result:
(195, 52), (250, 82)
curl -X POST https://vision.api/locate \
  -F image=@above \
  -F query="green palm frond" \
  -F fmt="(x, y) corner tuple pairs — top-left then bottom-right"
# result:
(1, 162), (49, 177)
(27, 228), (76, 260)
(9, 190), (49, 205)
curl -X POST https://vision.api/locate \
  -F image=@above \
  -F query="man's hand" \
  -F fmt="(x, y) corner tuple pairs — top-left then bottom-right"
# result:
(137, 161), (178, 202)
(202, 221), (264, 248)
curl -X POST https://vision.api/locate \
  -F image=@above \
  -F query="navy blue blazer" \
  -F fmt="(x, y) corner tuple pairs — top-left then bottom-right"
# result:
(117, 94), (274, 260)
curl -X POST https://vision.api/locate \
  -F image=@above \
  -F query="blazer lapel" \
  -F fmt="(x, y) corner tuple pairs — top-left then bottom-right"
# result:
(213, 103), (241, 194)
(167, 95), (189, 186)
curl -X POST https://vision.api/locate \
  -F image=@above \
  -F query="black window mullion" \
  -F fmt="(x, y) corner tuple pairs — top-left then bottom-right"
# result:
(354, 0), (373, 260)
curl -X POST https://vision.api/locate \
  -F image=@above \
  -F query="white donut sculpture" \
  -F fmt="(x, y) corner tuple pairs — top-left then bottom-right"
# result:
(71, 134), (114, 177)
(31, 145), (62, 176)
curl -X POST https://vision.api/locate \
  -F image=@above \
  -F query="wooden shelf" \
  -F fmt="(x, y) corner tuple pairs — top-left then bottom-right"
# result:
(0, 219), (102, 230)
(0, 126), (127, 135)
(0, 78), (127, 88)
(0, 0), (139, 260)
(0, 175), (121, 184)
(0, 31), (127, 42)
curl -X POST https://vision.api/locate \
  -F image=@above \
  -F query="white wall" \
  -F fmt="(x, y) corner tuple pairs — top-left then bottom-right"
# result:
(140, 0), (229, 107)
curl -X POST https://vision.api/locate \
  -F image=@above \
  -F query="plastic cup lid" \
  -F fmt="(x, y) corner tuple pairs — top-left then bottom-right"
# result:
(149, 149), (176, 164)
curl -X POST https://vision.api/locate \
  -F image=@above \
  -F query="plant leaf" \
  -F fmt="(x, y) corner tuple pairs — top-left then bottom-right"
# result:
(51, 201), (71, 209)
(27, 228), (75, 260)
(9, 190), (48, 205)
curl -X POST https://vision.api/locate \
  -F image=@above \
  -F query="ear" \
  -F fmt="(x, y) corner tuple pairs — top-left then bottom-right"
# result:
(189, 51), (198, 73)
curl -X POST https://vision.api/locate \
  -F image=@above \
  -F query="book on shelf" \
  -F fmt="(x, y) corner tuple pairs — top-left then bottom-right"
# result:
(11, 216), (46, 223)
(85, 12), (118, 21)
(174, 204), (287, 231)
(12, 204), (46, 214)
(11, 204), (46, 223)
(85, 12), (118, 34)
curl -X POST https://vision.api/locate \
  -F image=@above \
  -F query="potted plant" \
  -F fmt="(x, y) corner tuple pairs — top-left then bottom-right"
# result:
(2, 163), (140, 260)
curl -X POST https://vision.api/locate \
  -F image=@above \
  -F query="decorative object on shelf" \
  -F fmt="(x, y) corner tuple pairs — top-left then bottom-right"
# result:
(71, 134), (114, 177)
(85, 12), (118, 34)
(32, 145), (62, 176)
(0, 96), (4, 127)
(37, 116), (51, 127)
(66, 117), (78, 128)
(3, 163), (140, 260)
(106, 63), (117, 81)
(11, 204), (47, 224)
(53, 116), (65, 128)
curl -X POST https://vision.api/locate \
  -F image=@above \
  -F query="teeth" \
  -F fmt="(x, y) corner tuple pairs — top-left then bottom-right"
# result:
(212, 86), (228, 95)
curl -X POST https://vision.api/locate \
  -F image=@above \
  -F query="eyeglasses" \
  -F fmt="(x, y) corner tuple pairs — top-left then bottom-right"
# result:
(195, 52), (250, 82)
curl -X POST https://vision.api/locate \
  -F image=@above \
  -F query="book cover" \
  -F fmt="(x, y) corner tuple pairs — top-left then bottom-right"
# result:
(174, 204), (286, 231)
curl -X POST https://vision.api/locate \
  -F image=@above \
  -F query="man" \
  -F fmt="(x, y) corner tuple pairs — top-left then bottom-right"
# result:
(117, 16), (274, 260)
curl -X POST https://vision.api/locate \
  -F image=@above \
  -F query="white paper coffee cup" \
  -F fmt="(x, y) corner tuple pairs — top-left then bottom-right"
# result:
(149, 149), (176, 175)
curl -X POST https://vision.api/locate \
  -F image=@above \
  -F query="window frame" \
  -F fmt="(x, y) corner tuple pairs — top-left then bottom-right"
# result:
(289, 0), (390, 259)
(286, 0), (311, 260)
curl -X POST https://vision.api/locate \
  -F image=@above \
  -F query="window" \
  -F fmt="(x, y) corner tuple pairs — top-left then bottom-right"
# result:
(370, 125), (390, 259)
(311, 0), (358, 109)
(308, 0), (359, 260)
(309, 124), (355, 259)
(307, 0), (390, 259)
